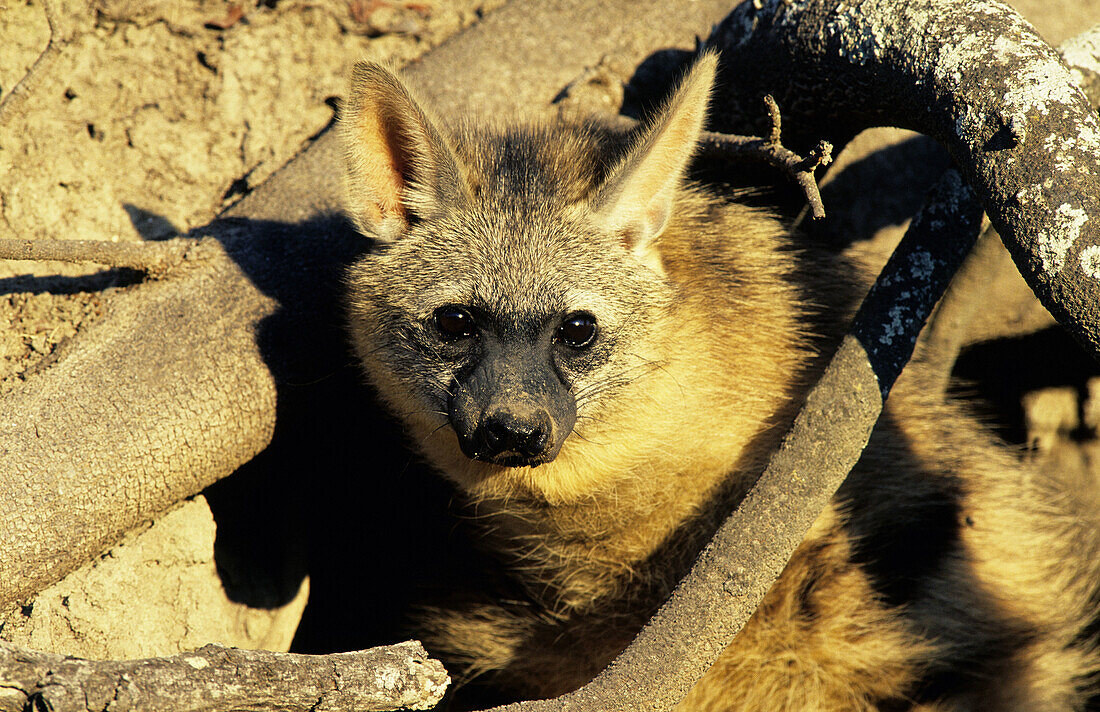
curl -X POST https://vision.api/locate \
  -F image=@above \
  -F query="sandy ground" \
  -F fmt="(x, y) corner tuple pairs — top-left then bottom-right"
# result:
(0, 0), (499, 389)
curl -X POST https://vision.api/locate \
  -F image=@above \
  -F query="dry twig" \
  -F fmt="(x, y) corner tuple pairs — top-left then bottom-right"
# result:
(0, 237), (198, 277)
(0, 0), (73, 125)
(619, 93), (834, 218)
(697, 123), (833, 219)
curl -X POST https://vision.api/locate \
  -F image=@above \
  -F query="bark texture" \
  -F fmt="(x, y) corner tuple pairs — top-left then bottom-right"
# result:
(0, 240), (277, 610)
(0, 237), (191, 275)
(0, 640), (448, 712)
(708, 0), (1100, 361)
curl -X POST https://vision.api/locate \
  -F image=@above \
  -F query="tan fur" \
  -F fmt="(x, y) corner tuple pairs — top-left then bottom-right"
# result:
(341, 55), (1100, 711)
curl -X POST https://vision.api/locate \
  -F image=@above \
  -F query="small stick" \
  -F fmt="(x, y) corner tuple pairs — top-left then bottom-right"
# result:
(699, 94), (831, 218)
(611, 95), (833, 218)
(0, 237), (197, 276)
(0, 0), (64, 125)
(763, 93), (783, 144)
(698, 129), (833, 219)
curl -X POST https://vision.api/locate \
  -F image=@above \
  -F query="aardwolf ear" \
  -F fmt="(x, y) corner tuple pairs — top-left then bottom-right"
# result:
(340, 62), (470, 243)
(589, 51), (717, 265)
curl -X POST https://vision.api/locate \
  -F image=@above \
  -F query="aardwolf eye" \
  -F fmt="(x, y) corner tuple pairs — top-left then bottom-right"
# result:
(557, 313), (598, 349)
(435, 306), (477, 339)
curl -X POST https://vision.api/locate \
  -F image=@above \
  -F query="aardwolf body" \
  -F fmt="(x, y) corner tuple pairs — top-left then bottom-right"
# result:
(341, 54), (1100, 711)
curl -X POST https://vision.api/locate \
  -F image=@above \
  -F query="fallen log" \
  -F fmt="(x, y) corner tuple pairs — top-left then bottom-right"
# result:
(0, 640), (447, 712)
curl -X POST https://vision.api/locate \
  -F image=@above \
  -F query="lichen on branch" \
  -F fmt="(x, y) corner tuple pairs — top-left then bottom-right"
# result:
(708, 0), (1100, 361)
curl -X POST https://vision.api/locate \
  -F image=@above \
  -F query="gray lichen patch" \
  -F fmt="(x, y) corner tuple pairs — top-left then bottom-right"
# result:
(1016, 184), (1091, 274)
(992, 38), (1086, 114)
(712, 0), (1100, 357)
(1079, 245), (1100, 279)
(838, 3), (1100, 298)
(366, 641), (450, 710)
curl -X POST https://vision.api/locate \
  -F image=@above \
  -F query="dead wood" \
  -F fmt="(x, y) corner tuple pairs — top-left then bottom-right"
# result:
(0, 239), (278, 610)
(610, 96), (835, 219)
(912, 222), (1000, 393)
(0, 640), (448, 712)
(0, 0), (65, 125)
(915, 23), (1100, 386)
(698, 114), (834, 218)
(0, 1), (1098, 711)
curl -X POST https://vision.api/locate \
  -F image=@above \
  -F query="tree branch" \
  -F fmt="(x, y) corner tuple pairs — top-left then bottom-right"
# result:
(0, 640), (448, 712)
(0, 239), (279, 609)
(0, 0), (91, 126)
(697, 124), (833, 219)
(0, 0), (61, 125)
(916, 23), (1100, 386)
(612, 93), (834, 219)
(708, 0), (1100, 363)
(911, 221), (999, 394)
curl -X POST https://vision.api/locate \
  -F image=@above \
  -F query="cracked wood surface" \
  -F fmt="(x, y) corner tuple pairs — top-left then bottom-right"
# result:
(0, 640), (447, 712)
(0, 240), (277, 610)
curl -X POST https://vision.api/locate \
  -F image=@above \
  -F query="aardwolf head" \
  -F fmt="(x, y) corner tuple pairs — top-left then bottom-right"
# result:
(341, 54), (717, 499)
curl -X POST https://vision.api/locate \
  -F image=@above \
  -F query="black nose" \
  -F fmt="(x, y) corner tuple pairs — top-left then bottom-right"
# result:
(481, 409), (551, 460)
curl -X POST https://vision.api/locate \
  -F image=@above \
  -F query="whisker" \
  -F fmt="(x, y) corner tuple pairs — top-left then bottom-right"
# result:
(353, 341), (392, 359)
(569, 428), (610, 448)
(571, 355), (667, 405)
(573, 353), (676, 412)
(391, 405), (449, 419)
(412, 420), (453, 452)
